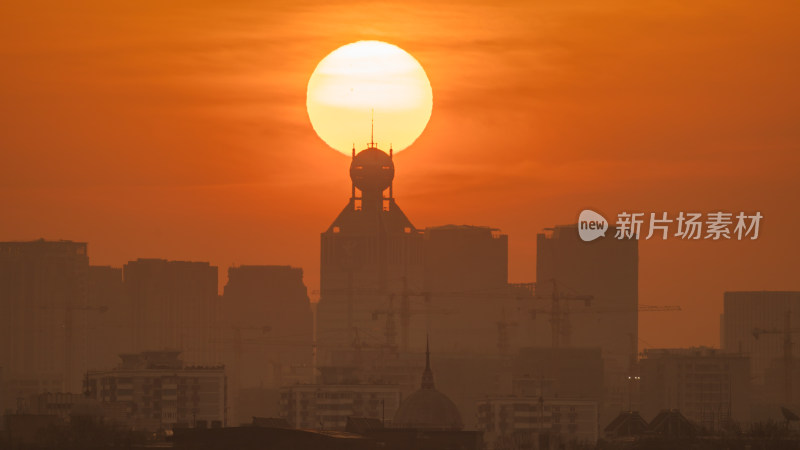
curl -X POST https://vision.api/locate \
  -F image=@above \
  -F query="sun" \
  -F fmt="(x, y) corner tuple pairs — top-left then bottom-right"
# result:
(306, 41), (433, 155)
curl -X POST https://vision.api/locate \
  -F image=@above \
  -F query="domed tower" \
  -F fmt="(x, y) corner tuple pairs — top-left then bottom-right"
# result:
(317, 141), (425, 363)
(392, 338), (463, 430)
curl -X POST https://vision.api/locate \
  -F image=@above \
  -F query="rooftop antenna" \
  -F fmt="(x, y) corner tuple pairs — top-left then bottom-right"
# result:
(370, 108), (375, 148)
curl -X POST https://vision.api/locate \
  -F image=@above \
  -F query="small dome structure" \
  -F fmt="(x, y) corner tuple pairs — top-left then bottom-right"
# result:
(392, 338), (463, 430)
(349, 147), (394, 193)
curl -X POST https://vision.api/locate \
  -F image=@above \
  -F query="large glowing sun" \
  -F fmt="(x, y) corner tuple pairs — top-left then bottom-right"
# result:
(306, 41), (433, 155)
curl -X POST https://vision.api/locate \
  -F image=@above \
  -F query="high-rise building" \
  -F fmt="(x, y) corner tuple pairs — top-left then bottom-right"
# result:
(0, 240), (90, 394)
(423, 225), (508, 293)
(223, 265), (313, 383)
(535, 225), (638, 424)
(123, 259), (220, 365)
(86, 265), (129, 372)
(317, 146), (425, 361)
(639, 347), (751, 428)
(535, 225), (638, 368)
(317, 146), (534, 363)
(222, 265), (313, 425)
(721, 291), (800, 384)
(421, 225), (529, 355)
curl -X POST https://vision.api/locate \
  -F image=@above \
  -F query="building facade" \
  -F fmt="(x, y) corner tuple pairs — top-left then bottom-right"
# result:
(222, 265), (313, 387)
(477, 397), (599, 449)
(280, 383), (402, 430)
(123, 259), (221, 365)
(721, 291), (800, 384)
(0, 240), (90, 395)
(317, 146), (425, 362)
(86, 350), (226, 431)
(317, 146), (534, 365)
(535, 225), (638, 424)
(421, 225), (531, 356)
(86, 265), (129, 372)
(639, 347), (751, 429)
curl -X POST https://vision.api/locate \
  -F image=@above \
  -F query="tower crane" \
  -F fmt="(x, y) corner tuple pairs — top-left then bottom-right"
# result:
(371, 292), (456, 354)
(530, 279), (593, 348)
(529, 298), (682, 349)
(317, 276), (493, 354)
(38, 303), (108, 391)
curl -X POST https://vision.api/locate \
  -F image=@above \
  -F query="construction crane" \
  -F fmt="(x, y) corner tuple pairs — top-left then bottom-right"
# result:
(753, 311), (800, 402)
(529, 299), (682, 349)
(38, 303), (108, 392)
(371, 291), (456, 354)
(317, 276), (474, 353)
(370, 295), (398, 356)
(530, 279), (593, 348)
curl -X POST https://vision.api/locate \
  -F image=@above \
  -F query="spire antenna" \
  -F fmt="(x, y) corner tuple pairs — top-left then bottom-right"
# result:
(370, 108), (375, 147)
(421, 333), (435, 389)
(426, 334), (430, 370)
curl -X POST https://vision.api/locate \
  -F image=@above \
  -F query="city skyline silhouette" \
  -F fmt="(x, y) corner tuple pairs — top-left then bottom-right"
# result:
(1, 1), (799, 448)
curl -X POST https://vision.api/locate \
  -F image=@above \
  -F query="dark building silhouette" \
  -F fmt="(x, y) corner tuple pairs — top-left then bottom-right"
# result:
(423, 225), (507, 293)
(317, 145), (533, 364)
(123, 259), (220, 365)
(0, 240), (90, 396)
(315, 146), (537, 433)
(721, 291), (800, 384)
(763, 356), (800, 407)
(421, 225), (530, 355)
(646, 409), (696, 437)
(604, 411), (648, 440)
(173, 416), (482, 450)
(347, 417), (483, 450)
(639, 347), (750, 429)
(513, 347), (604, 402)
(721, 291), (800, 422)
(535, 225), (638, 424)
(317, 146), (426, 360)
(223, 265), (313, 383)
(86, 265), (129, 372)
(174, 426), (374, 450)
(222, 265), (313, 426)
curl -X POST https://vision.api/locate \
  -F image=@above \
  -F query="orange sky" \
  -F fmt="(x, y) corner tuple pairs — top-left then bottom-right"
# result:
(1, 0), (799, 350)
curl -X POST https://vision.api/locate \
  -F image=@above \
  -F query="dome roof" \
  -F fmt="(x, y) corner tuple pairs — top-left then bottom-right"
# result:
(393, 387), (463, 430)
(392, 337), (463, 430)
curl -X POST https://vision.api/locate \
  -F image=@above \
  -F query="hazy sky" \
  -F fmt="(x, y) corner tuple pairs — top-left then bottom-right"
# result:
(2, 0), (799, 349)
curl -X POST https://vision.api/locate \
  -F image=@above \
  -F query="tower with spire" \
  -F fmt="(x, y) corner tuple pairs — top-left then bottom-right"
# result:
(392, 337), (464, 430)
(316, 126), (425, 364)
